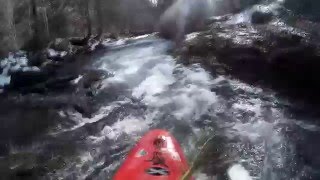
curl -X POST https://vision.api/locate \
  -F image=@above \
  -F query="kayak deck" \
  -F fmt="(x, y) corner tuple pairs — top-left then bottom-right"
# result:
(114, 129), (190, 180)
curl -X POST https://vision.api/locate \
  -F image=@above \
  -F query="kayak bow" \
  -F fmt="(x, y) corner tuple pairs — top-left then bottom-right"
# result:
(114, 129), (191, 180)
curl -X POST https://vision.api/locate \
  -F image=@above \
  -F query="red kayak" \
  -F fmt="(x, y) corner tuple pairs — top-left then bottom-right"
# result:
(114, 129), (191, 180)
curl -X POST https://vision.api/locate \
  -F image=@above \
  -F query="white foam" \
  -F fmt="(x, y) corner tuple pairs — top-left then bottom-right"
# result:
(89, 38), (288, 179)
(233, 120), (274, 142)
(52, 101), (127, 135)
(96, 40), (218, 124)
(132, 63), (175, 104)
(0, 53), (31, 86)
(228, 164), (253, 180)
(171, 85), (216, 120)
(0, 75), (11, 87)
(71, 75), (83, 85)
(102, 39), (127, 47)
(232, 98), (262, 116)
(193, 172), (212, 180)
(47, 48), (59, 57)
(185, 32), (200, 42)
(102, 116), (151, 140)
(230, 79), (263, 94)
(294, 120), (320, 132)
(131, 33), (155, 40)
(114, 116), (150, 135)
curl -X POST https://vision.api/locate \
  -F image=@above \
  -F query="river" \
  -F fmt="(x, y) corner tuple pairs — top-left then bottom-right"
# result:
(1, 36), (320, 180)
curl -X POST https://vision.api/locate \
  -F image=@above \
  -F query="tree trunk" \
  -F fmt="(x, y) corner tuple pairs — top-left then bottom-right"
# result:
(56, 0), (67, 14)
(30, 0), (40, 49)
(94, 0), (103, 40)
(85, 0), (92, 39)
(6, 0), (18, 50)
(41, 7), (50, 40)
(28, 4), (33, 36)
(69, 0), (92, 46)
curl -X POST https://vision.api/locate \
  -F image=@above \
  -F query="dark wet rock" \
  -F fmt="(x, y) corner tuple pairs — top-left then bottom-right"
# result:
(251, 10), (274, 24)
(5, 64), (76, 93)
(93, 43), (106, 51)
(205, 14), (233, 25)
(9, 70), (50, 90)
(41, 60), (64, 71)
(14, 168), (37, 178)
(179, 19), (320, 102)
(20, 85), (48, 95)
(28, 51), (48, 67)
(45, 75), (77, 89)
(73, 104), (88, 116)
(49, 38), (71, 52)
(103, 33), (118, 40)
(81, 70), (109, 89)
(46, 49), (67, 62)
(128, 29), (154, 37)
(10, 75), (75, 94)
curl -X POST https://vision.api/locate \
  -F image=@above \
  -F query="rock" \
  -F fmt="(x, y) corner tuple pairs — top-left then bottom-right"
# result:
(28, 51), (48, 67)
(179, 19), (320, 102)
(205, 14), (233, 25)
(49, 38), (71, 52)
(72, 101), (93, 118)
(47, 49), (67, 62)
(40, 59), (65, 75)
(45, 75), (77, 89)
(128, 29), (154, 37)
(9, 70), (50, 90)
(81, 70), (110, 89)
(251, 10), (273, 24)
(103, 33), (118, 40)
(21, 85), (47, 94)
(7, 65), (21, 75)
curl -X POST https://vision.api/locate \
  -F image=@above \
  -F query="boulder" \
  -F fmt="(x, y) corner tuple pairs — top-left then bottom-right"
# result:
(28, 51), (48, 67)
(9, 70), (50, 90)
(46, 49), (67, 62)
(81, 69), (110, 89)
(45, 75), (77, 89)
(49, 38), (71, 52)
(179, 19), (320, 102)
(251, 10), (274, 24)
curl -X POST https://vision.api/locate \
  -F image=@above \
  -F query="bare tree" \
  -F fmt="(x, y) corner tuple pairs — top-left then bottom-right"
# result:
(6, 0), (18, 50)
(0, 0), (18, 53)
(30, 0), (41, 49)
(94, 0), (103, 40)
(0, 0), (168, 55)
(69, 0), (92, 46)
(40, 6), (50, 40)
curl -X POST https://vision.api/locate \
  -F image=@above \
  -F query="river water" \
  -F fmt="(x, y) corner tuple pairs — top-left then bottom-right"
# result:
(1, 36), (320, 180)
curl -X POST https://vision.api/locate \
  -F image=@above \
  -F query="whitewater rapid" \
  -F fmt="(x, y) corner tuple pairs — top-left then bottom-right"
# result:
(0, 35), (312, 180)
(43, 35), (310, 180)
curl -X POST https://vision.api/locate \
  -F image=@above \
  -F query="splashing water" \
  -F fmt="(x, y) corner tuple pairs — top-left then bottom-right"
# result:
(51, 36), (312, 179)
(2, 35), (320, 180)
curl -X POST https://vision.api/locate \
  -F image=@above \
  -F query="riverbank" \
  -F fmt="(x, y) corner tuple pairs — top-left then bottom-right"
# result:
(177, 16), (320, 105)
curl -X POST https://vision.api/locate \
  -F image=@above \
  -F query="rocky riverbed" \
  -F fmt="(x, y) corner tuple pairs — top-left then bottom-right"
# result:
(0, 34), (319, 179)
(1, 1), (320, 179)
(177, 14), (320, 105)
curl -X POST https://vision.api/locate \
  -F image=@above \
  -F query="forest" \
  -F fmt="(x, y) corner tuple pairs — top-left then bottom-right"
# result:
(0, 0), (174, 57)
